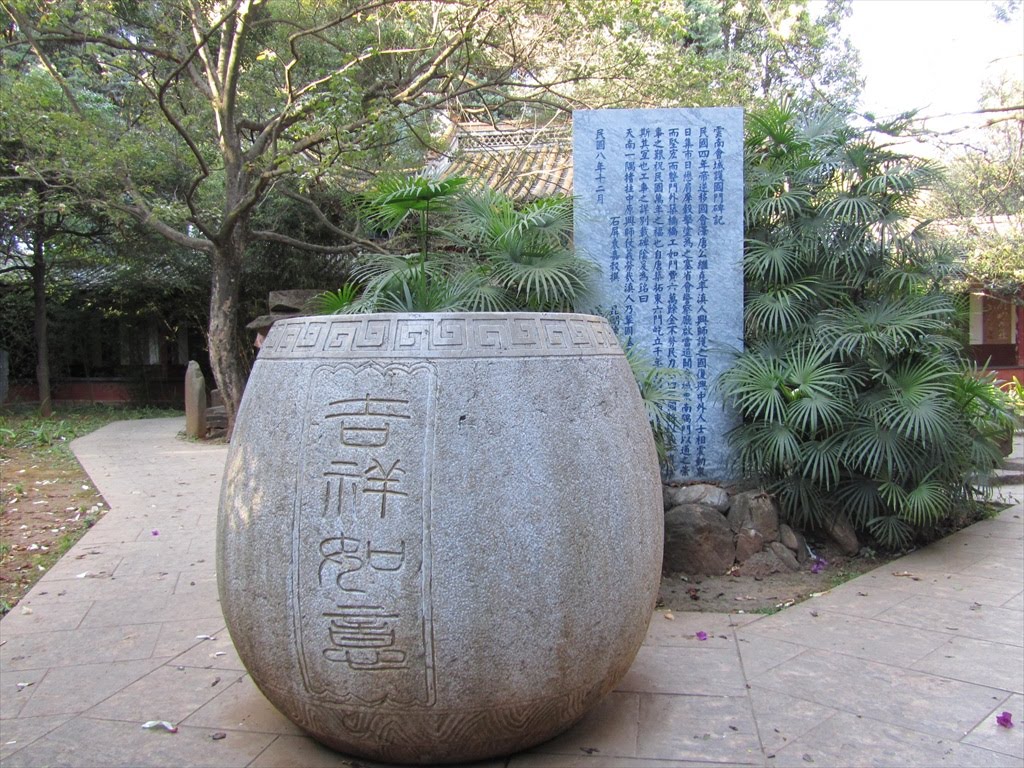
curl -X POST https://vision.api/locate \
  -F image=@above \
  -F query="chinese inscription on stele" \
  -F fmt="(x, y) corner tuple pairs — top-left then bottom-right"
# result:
(573, 107), (743, 481)
(293, 362), (437, 708)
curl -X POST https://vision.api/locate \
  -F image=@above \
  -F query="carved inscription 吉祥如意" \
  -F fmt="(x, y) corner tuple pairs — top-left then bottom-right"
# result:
(292, 362), (437, 707)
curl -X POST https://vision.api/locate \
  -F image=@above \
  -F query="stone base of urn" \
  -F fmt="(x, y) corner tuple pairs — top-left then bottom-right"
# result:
(218, 313), (664, 764)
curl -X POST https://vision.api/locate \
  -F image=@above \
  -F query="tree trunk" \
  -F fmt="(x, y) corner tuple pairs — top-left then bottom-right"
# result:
(30, 237), (52, 417)
(207, 241), (248, 438)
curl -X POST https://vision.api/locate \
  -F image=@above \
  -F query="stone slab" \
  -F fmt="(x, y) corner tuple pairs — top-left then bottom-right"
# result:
(573, 107), (744, 480)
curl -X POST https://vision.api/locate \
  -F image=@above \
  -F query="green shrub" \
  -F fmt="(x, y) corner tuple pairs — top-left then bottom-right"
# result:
(718, 102), (1015, 550)
(313, 176), (593, 314)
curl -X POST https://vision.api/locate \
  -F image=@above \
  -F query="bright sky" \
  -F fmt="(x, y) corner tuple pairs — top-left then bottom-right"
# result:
(831, 0), (1023, 142)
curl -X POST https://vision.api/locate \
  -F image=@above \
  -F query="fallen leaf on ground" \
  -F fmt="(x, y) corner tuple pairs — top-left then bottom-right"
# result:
(892, 571), (921, 581)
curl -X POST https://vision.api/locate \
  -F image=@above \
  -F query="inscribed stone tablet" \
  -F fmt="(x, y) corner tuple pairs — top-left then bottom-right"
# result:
(573, 107), (743, 480)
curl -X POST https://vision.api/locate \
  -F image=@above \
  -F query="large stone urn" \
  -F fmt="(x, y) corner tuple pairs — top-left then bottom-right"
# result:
(218, 312), (663, 764)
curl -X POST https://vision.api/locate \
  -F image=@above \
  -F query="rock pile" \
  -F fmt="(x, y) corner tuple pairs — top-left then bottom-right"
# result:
(662, 483), (859, 576)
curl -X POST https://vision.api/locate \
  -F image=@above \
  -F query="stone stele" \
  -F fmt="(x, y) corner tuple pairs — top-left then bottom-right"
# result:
(573, 107), (744, 481)
(218, 312), (664, 764)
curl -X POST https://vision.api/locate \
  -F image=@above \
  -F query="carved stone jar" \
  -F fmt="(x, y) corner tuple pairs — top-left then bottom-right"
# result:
(218, 312), (663, 764)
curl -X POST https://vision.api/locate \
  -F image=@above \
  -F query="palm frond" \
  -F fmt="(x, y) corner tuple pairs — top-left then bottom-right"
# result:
(866, 515), (914, 549)
(361, 175), (468, 233)
(717, 351), (789, 423)
(797, 437), (842, 488)
(488, 250), (593, 308)
(744, 239), (802, 283)
(744, 279), (821, 336)
(834, 477), (884, 528)
(310, 284), (364, 315)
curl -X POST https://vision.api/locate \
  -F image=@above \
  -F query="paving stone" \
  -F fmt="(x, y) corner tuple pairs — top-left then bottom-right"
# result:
(511, 756), (732, 767)
(636, 694), (761, 762)
(1, 418), (1020, 768)
(748, 648), (1013, 741)
(0, 599), (92, 635)
(743, 609), (951, 667)
(875, 594), (1024, 646)
(78, 588), (222, 628)
(619, 645), (747, 697)
(766, 710), (1022, 767)
(1001, 591), (1024, 612)
(167, 631), (245, 671)
(180, 674), (304, 735)
(0, 716), (274, 768)
(248, 734), (512, 767)
(799, 579), (912, 619)
(747, 687), (838, 756)
(152, 621), (229, 660)
(911, 635), (1024, 694)
(643, 612), (736, 646)
(962, 693), (1024, 760)
(86, 664), (228, 723)
(0, 715), (72, 761)
(0, 667), (49, 720)
(16, 658), (171, 718)
(526, 691), (639, 758)
(1, 624), (162, 671)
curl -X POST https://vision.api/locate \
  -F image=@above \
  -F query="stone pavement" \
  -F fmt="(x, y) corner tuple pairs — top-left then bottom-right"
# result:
(1, 418), (1022, 768)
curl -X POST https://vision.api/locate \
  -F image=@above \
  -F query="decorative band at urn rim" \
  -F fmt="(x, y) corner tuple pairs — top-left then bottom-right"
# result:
(257, 312), (623, 360)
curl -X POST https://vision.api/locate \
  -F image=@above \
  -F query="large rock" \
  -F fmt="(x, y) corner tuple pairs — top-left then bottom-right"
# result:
(727, 491), (780, 542)
(824, 513), (860, 555)
(664, 503), (736, 575)
(768, 541), (801, 572)
(738, 548), (794, 578)
(734, 528), (765, 562)
(663, 483), (731, 512)
(184, 361), (207, 439)
(779, 524), (810, 564)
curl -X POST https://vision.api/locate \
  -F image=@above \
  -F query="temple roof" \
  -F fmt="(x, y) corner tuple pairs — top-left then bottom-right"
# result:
(429, 120), (573, 200)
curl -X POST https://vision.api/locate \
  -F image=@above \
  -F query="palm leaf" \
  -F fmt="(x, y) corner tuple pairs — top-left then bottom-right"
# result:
(744, 239), (802, 284)
(488, 250), (593, 308)
(866, 515), (914, 549)
(834, 477), (884, 528)
(310, 284), (364, 315)
(718, 351), (789, 423)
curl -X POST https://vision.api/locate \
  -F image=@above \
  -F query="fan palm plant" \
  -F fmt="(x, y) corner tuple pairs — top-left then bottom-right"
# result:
(315, 174), (594, 314)
(719, 102), (1016, 549)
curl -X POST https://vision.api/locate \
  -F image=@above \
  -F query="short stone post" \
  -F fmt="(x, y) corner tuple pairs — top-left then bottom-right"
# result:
(184, 361), (207, 439)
